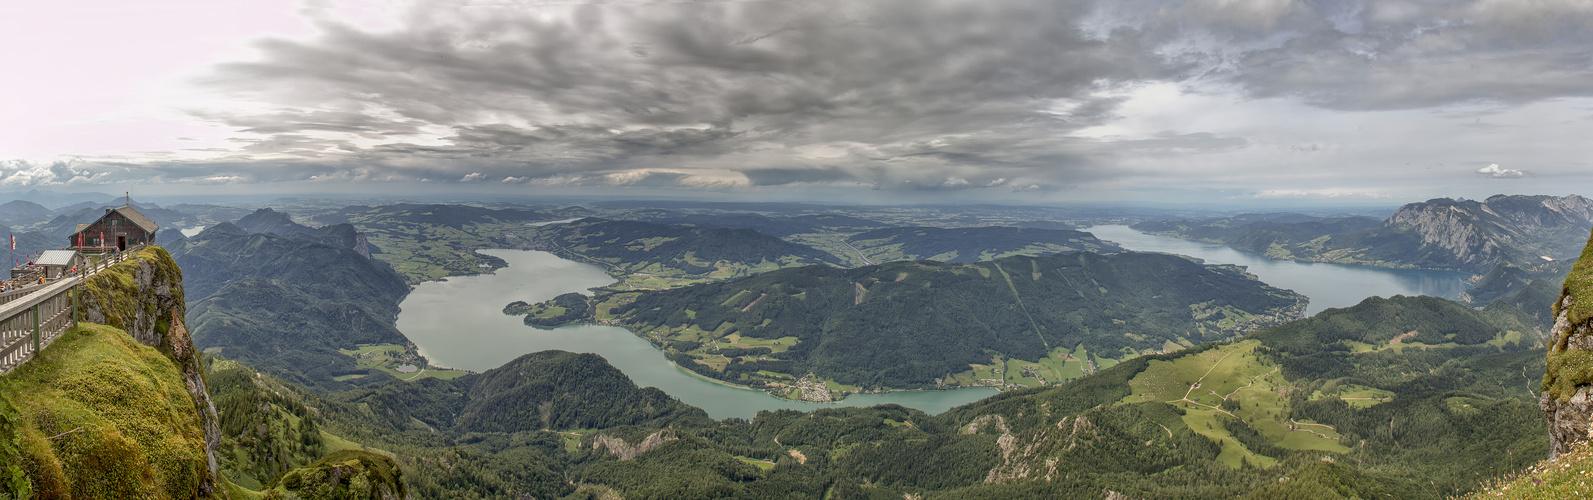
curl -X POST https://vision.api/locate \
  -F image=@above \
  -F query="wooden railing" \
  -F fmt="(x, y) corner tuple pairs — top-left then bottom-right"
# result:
(0, 277), (77, 374)
(0, 246), (143, 375)
(0, 286), (32, 308)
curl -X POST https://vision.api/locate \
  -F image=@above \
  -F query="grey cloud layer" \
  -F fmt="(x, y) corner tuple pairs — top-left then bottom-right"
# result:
(7, 0), (1590, 194)
(189, 0), (1167, 190)
(1121, 0), (1593, 109)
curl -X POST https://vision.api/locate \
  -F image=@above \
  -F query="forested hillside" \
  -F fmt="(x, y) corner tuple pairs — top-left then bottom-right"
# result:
(534, 218), (844, 288)
(213, 293), (1550, 499)
(232, 207), (376, 258)
(171, 223), (416, 389)
(633, 211), (894, 237)
(0, 224), (56, 263)
(514, 251), (1306, 394)
(842, 226), (1122, 263)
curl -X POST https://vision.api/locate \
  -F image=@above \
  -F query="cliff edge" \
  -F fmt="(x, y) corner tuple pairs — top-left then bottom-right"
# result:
(1542, 230), (1593, 459)
(0, 247), (222, 498)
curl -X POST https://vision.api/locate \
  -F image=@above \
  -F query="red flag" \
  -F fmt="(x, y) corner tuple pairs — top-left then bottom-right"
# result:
(100, 232), (105, 248)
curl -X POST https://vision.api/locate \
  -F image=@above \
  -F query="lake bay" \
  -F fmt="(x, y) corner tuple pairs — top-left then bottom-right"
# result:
(396, 249), (997, 420)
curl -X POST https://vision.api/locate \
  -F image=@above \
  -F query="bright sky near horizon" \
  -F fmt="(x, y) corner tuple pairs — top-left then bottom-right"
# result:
(2, 0), (1591, 205)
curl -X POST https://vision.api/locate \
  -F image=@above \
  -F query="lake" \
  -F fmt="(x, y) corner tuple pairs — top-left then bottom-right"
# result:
(1086, 225), (1471, 316)
(396, 249), (998, 420)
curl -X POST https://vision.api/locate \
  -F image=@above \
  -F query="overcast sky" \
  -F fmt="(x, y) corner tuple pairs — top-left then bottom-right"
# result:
(3, 0), (1591, 206)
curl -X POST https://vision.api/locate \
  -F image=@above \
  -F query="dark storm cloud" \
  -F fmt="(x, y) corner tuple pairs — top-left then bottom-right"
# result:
(173, 0), (1192, 189)
(92, 0), (1587, 193)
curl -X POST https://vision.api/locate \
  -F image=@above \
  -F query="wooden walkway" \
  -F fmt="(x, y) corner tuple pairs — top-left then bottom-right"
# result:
(0, 248), (141, 375)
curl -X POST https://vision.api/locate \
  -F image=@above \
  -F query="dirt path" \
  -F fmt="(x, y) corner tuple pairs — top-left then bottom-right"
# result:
(1181, 347), (1246, 401)
(1222, 367), (1278, 401)
(1163, 346), (1251, 420)
(1289, 419), (1336, 431)
(1169, 398), (1244, 420)
(740, 293), (767, 312)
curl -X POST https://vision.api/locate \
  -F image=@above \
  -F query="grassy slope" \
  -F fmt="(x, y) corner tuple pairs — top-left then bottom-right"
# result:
(0, 324), (211, 499)
(1471, 440), (1593, 499)
(923, 295), (1547, 498)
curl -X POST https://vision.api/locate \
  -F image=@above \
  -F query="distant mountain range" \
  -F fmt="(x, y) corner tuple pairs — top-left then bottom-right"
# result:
(843, 226), (1122, 263)
(1133, 194), (1593, 276)
(629, 211), (894, 238)
(234, 208), (376, 259)
(0, 189), (115, 208)
(534, 218), (845, 283)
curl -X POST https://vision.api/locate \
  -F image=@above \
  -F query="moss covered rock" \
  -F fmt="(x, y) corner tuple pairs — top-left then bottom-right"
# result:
(266, 450), (406, 500)
(1542, 230), (1593, 458)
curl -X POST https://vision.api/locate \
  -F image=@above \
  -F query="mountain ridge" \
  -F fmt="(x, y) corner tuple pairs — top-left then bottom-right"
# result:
(1132, 194), (1593, 275)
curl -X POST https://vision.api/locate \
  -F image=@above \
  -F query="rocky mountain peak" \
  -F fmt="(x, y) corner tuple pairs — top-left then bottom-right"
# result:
(1385, 194), (1593, 273)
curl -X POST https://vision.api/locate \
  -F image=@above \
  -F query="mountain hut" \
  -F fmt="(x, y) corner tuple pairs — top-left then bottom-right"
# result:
(69, 206), (158, 252)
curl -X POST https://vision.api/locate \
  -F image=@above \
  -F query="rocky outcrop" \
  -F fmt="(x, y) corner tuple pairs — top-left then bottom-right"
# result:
(981, 415), (1097, 484)
(1541, 231), (1593, 459)
(592, 430), (678, 460)
(78, 247), (222, 495)
(273, 450), (408, 500)
(353, 231), (374, 259)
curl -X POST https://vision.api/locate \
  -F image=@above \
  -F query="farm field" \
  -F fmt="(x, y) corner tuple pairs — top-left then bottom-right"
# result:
(338, 344), (469, 381)
(1120, 339), (1347, 467)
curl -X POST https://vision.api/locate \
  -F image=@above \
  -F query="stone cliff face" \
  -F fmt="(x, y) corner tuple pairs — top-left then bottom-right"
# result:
(1386, 200), (1504, 269)
(1541, 230), (1593, 459)
(353, 231), (373, 259)
(78, 247), (223, 495)
(1388, 195), (1593, 273)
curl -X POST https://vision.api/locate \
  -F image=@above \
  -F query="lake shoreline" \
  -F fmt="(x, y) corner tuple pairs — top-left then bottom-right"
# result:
(1130, 230), (1486, 276)
(547, 317), (1010, 403)
(396, 248), (1000, 419)
(1085, 225), (1471, 316)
